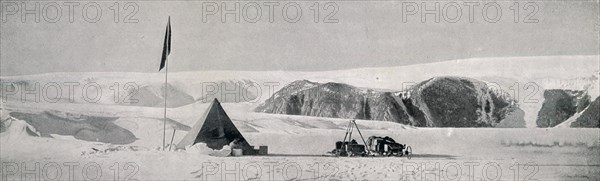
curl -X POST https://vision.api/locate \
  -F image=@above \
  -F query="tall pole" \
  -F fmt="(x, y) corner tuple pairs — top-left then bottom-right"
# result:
(169, 128), (176, 151)
(163, 58), (168, 150)
(364, 96), (367, 120)
(354, 120), (369, 153)
(159, 16), (171, 150)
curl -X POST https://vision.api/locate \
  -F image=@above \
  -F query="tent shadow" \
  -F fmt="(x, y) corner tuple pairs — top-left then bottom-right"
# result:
(407, 154), (457, 159)
(252, 154), (333, 157)
(241, 153), (457, 159)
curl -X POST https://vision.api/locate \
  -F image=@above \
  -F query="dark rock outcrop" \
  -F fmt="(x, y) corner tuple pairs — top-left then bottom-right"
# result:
(571, 97), (600, 128)
(256, 77), (522, 127)
(255, 80), (412, 124)
(536, 89), (590, 127)
(402, 77), (520, 127)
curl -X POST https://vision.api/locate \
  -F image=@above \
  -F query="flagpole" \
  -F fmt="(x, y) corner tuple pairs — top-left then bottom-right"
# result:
(163, 57), (168, 150)
(159, 16), (171, 151)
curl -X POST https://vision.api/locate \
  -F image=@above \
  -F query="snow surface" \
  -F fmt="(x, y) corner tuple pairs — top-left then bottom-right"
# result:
(1, 56), (599, 180)
(2, 100), (599, 180)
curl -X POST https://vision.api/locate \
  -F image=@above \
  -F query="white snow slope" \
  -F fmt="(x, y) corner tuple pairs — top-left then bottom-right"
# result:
(1, 56), (599, 180)
(2, 55), (599, 127)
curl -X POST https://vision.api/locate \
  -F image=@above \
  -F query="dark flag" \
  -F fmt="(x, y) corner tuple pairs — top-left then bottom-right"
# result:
(159, 16), (172, 150)
(159, 17), (171, 71)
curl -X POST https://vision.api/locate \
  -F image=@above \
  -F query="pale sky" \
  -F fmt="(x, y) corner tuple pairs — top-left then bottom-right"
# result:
(1, 1), (598, 75)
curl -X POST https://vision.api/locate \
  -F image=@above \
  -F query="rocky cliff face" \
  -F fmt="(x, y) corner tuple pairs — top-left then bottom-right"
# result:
(571, 97), (599, 128)
(255, 80), (412, 124)
(401, 77), (520, 127)
(536, 89), (590, 127)
(256, 77), (523, 127)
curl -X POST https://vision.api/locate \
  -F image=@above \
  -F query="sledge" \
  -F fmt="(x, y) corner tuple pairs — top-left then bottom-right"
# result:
(329, 119), (369, 157)
(328, 119), (412, 158)
(366, 136), (412, 158)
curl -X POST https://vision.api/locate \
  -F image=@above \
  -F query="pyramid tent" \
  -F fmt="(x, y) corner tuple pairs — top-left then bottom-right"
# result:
(176, 98), (253, 153)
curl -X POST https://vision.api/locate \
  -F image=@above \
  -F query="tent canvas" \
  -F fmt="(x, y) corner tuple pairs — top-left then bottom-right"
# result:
(176, 98), (253, 154)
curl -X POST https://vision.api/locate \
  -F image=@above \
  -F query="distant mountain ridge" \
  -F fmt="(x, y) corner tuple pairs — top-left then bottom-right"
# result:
(2, 56), (598, 127)
(402, 77), (521, 127)
(256, 80), (411, 125)
(571, 97), (600, 128)
(536, 89), (590, 127)
(256, 77), (524, 127)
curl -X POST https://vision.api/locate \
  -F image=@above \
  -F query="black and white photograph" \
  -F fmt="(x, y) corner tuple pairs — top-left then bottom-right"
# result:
(1, 0), (599, 180)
